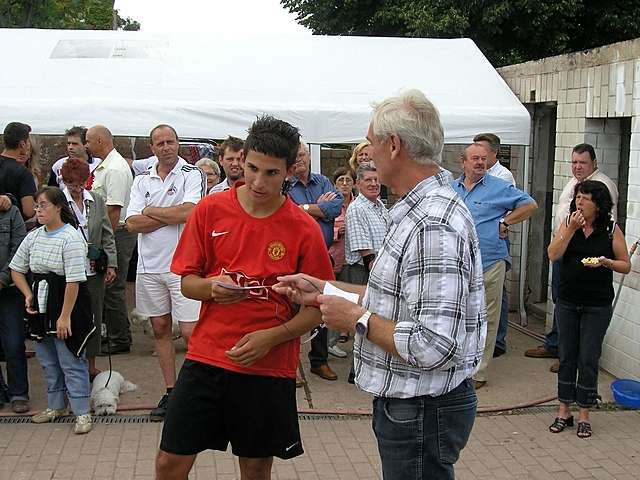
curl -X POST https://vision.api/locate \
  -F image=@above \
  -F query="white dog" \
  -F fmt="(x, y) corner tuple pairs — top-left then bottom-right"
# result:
(90, 370), (137, 415)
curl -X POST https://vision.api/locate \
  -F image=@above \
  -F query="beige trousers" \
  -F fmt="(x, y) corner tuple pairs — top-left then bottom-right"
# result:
(474, 260), (506, 383)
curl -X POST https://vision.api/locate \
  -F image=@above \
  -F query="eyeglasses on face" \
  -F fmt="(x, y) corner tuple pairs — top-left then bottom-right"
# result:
(336, 176), (354, 184)
(34, 202), (53, 211)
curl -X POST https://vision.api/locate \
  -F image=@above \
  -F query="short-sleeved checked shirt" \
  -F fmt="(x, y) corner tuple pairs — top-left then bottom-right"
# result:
(354, 171), (487, 398)
(344, 194), (390, 265)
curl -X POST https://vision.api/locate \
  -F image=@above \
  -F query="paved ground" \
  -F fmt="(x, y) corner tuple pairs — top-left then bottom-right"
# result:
(1, 303), (636, 479)
(1, 409), (639, 479)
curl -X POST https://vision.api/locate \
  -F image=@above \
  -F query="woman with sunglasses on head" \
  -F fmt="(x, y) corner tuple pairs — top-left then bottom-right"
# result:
(60, 158), (118, 380)
(10, 186), (95, 434)
(547, 180), (630, 438)
(347, 141), (373, 173)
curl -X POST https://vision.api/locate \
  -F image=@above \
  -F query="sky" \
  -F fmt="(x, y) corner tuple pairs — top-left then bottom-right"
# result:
(114, 0), (311, 35)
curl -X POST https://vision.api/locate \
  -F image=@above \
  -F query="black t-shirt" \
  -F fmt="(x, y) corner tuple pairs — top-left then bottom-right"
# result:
(0, 155), (37, 216)
(559, 224), (615, 306)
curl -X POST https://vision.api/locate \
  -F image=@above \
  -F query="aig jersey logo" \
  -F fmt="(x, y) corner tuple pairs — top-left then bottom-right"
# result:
(267, 241), (286, 261)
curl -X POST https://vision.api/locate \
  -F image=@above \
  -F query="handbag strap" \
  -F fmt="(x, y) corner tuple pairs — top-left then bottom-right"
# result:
(68, 199), (90, 244)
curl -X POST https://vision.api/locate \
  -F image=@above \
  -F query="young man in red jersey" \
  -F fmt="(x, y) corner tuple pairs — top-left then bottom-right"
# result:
(156, 116), (334, 480)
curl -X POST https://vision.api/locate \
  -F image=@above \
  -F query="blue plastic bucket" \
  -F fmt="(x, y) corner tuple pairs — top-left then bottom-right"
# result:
(611, 379), (640, 408)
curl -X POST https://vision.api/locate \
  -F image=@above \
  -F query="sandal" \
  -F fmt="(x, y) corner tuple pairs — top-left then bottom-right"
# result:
(577, 421), (592, 438)
(549, 415), (574, 433)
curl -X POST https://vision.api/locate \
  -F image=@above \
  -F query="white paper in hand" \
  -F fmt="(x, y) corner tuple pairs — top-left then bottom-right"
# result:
(322, 282), (360, 304)
(211, 280), (266, 291)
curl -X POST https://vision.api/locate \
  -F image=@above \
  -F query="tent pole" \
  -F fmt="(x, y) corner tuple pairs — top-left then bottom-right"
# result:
(518, 145), (531, 326)
(310, 144), (321, 174)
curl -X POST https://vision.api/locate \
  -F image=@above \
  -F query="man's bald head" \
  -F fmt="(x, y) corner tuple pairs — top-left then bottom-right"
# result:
(87, 125), (113, 140)
(86, 125), (114, 158)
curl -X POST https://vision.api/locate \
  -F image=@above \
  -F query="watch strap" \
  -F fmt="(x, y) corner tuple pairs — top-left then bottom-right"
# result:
(355, 310), (372, 336)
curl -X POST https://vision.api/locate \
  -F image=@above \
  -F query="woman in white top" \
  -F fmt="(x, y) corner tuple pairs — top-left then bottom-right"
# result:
(61, 157), (118, 380)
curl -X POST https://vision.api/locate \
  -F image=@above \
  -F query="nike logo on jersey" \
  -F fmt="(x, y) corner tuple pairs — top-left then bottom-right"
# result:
(211, 230), (229, 237)
(285, 442), (299, 452)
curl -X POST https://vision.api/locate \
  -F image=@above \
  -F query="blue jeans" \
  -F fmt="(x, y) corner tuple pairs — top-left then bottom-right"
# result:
(556, 300), (612, 408)
(0, 287), (29, 401)
(544, 261), (561, 353)
(35, 336), (90, 415)
(372, 379), (477, 480)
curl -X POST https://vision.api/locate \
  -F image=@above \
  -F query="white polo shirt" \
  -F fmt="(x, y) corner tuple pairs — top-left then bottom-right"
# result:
(126, 158), (206, 273)
(92, 148), (133, 226)
(209, 177), (232, 194)
(132, 155), (188, 176)
(487, 161), (515, 186)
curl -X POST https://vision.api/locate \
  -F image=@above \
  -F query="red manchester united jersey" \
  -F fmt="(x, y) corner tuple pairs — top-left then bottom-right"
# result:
(171, 186), (334, 378)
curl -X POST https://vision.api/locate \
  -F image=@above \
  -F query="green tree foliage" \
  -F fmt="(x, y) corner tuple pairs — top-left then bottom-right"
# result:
(0, 0), (140, 31)
(282, 0), (640, 66)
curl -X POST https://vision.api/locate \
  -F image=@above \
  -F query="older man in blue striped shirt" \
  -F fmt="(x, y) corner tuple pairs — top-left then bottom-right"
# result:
(275, 89), (486, 480)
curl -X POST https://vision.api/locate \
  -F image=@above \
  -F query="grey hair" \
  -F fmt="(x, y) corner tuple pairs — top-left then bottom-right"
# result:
(195, 157), (220, 175)
(298, 138), (309, 154)
(355, 163), (376, 181)
(370, 89), (444, 166)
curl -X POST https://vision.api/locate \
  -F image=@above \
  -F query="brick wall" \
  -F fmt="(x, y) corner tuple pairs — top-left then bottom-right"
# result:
(499, 38), (640, 380)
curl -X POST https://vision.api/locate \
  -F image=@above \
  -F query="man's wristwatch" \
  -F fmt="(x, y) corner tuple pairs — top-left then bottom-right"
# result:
(302, 204), (310, 212)
(355, 310), (372, 336)
(499, 218), (510, 228)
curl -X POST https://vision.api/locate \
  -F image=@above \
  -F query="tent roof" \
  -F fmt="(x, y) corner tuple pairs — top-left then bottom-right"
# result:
(0, 29), (530, 145)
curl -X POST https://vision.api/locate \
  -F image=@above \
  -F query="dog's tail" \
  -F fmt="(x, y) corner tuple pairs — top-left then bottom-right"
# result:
(122, 380), (137, 393)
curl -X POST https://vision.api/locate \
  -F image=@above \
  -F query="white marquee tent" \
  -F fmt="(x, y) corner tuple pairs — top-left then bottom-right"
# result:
(0, 28), (534, 323)
(0, 28), (530, 145)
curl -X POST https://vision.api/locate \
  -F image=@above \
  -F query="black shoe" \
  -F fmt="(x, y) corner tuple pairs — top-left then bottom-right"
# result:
(150, 393), (170, 422)
(0, 388), (9, 407)
(493, 346), (506, 358)
(347, 371), (355, 384)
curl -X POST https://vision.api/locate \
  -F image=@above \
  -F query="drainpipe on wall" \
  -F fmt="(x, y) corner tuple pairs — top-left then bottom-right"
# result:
(519, 145), (531, 326)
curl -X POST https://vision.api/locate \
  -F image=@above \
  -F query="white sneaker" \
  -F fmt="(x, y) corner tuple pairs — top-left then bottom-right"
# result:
(31, 408), (66, 424)
(74, 414), (93, 434)
(328, 345), (348, 358)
